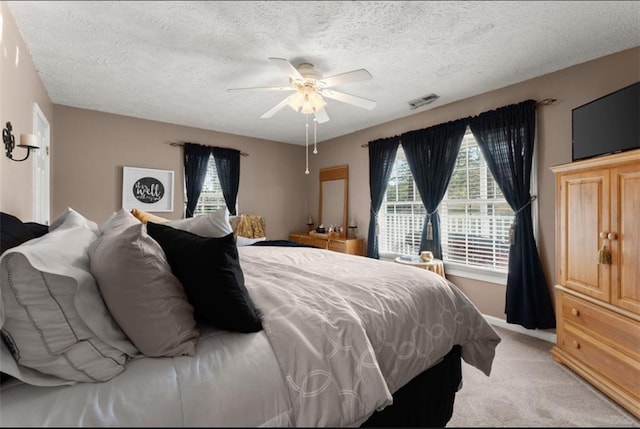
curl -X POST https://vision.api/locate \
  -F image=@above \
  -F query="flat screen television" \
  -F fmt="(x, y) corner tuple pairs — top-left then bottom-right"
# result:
(572, 81), (640, 161)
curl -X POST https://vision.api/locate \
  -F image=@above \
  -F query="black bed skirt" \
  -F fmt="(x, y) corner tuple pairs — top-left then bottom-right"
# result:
(361, 344), (462, 428)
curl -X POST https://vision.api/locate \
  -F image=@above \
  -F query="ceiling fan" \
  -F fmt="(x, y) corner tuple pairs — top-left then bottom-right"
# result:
(227, 58), (377, 124)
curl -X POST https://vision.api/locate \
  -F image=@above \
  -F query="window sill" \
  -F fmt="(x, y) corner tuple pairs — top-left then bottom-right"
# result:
(380, 253), (507, 285)
(380, 253), (507, 286)
(444, 263), (507, 285)
(379, 252), (404, 262)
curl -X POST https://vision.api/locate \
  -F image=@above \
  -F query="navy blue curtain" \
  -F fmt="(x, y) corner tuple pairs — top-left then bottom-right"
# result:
(469, 99), (555, 329)
(367, 136), (401, 258)
(211, 147), (241, 215)
(184, 143), (212, 218)
(401, 119), (467, 259)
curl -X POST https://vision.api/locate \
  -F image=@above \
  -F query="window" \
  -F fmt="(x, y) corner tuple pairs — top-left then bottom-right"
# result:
(190, 157), (227, 216)
(439, 131), (513, 273)
(378, 148), (426, 255)
(379, 128), (514, 276)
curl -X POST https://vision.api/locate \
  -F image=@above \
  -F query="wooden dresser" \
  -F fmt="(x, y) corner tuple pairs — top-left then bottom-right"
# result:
(289, 232), (366, 256)
(550, 149), (640, 419)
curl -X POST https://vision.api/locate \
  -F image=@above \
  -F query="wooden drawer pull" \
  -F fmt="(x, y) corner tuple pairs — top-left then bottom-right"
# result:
(571, 308), (580, 317)
(572, 340), (580, 349)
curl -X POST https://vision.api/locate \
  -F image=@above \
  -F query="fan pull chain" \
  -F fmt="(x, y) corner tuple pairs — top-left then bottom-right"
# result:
(313, 118), (318, 154)
(305, 115), (310, 175)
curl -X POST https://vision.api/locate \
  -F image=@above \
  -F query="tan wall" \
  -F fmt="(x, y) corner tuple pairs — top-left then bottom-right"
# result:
(308, 46), (640, 321)
(52, 105), (308, 240)
(0, 1), (53, 220)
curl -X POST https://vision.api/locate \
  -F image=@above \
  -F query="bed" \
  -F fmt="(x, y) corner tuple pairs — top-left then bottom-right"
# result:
(0, 208), (500, 427)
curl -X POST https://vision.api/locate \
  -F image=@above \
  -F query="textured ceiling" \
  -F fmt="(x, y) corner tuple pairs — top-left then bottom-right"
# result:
(7, 1), (640, 145)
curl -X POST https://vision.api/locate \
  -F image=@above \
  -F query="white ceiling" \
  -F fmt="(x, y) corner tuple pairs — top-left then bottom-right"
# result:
(7, 1), (640, 145)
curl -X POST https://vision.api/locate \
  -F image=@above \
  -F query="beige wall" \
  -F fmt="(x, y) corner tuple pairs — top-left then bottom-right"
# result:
(52, 105), (308, 240)
(308, 46), (640, 321)
(0, 1), (53, 220)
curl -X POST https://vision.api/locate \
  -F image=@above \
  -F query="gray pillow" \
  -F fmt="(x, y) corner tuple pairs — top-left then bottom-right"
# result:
(0, 208), (130, 384)
(89, 210), (199, 357)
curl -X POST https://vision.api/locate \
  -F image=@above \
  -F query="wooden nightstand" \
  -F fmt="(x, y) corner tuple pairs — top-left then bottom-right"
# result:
(394, 256), (446, 278)
(289, 232), (365, 256)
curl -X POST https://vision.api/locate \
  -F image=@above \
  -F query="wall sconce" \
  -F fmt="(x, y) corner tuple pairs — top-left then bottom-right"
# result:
(3, 121), (39, 162)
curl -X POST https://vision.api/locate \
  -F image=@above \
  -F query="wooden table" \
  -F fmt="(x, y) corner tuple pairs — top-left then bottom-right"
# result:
(394, 256), (446, 278)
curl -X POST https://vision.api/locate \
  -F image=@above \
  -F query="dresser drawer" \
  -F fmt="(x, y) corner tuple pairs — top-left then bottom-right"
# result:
(289, 233), (364, 256)
(562, 324), (640, 401)
(300, 236), (328, 249)
(560, 292), (640, 358)
(327, 240), (346, 253)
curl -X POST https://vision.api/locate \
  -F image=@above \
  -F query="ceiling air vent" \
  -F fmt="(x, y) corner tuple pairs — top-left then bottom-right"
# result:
(408, 94), (439, 110)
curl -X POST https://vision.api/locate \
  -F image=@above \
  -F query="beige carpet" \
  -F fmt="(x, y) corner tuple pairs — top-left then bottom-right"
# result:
(447, 325), (640, 427)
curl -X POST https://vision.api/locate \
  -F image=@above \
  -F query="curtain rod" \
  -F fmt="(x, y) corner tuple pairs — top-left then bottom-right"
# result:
(168, 142), (249, 157)
(360, 98), (558, 147)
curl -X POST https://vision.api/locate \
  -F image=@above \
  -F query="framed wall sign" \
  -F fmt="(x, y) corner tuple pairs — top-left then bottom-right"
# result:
(122, 166), (174, 212)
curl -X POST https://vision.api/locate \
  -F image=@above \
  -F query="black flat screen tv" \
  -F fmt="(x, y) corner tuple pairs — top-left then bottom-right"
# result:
(572, 81), (640, 161)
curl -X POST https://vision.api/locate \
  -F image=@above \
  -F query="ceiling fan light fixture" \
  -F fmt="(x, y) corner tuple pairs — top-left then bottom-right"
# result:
(287, 91), (306, 111)
(288, 87), (327, 114)
(302, 92), (327, 114)
(230, 58), (375, 173)
(300, 104), (315, 115)
(309, 91), (326, 107)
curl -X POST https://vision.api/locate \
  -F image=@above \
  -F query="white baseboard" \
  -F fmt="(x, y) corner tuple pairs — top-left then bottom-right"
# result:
(484, 315), (557, 344)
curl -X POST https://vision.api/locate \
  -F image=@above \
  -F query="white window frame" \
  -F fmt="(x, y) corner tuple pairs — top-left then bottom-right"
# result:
(186, 155), (237, 216)
(378, 128), (539, 285)
(439, 129), (512, 284)
(378, 147), (425, 258)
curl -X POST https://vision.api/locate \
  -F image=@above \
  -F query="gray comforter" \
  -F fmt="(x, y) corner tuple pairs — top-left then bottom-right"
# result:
(240, 245), (501, 427)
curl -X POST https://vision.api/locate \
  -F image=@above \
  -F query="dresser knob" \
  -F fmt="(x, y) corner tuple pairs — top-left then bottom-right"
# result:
(607, 232), (617, 240)
(571, 308), (579, 316)
(572, 340), (580, 349)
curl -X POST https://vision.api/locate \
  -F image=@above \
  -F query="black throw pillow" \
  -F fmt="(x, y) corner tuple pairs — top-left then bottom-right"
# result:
(0, 212), (49, 256)
(146, 222), (262, 333)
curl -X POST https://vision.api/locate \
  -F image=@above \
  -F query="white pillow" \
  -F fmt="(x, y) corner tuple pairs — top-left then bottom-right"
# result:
(236, 236), (267, 246)
(99, 208), (140, 235)
(96, 208), (140, 237)
(164, 207), (233, 237)
(0, 340), (75, 386)
(89, 210), (199, 357)
(0, 208), (132, 384)
(48, 207), (100, 234)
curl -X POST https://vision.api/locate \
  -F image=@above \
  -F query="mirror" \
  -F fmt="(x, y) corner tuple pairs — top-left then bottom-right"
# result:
(319, 165), (348, 237)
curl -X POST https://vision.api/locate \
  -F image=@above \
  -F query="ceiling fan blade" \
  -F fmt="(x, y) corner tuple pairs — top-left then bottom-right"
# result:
(314, 109), (330, 124)
(260, 96), (291, 119)
(320, 89), (377, 110)
(268, 57), (304, 81)
(228, 86), (294, 92)
(319, 69), (372, 88)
